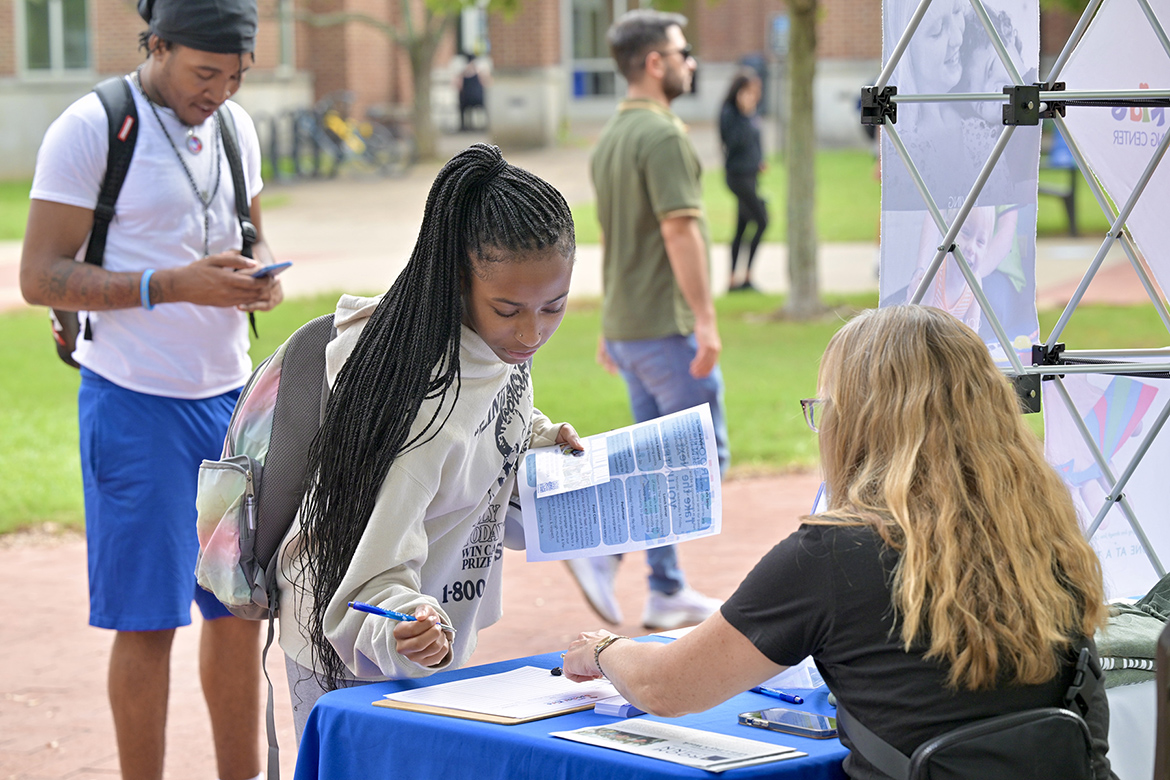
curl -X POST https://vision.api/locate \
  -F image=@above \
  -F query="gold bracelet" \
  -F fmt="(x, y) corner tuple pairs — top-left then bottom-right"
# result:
(593, 634), (629, 678)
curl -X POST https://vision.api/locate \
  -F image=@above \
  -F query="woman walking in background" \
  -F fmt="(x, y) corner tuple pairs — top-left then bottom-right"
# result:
(720, 69), (768, 292)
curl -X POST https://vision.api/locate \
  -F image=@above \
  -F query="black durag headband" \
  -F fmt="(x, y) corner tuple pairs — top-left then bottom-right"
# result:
(138, 0), (258, 54)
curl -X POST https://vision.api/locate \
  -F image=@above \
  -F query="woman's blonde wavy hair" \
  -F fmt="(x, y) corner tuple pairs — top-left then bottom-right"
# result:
(809, 305), (1106, 691)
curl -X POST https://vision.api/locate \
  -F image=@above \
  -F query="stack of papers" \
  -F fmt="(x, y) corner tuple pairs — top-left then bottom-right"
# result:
(552, 718), (806, 773)
(593, 694), (645, 718)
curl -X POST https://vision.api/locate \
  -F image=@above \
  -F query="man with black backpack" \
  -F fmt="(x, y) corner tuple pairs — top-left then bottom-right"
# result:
(18, 2), (280, 778)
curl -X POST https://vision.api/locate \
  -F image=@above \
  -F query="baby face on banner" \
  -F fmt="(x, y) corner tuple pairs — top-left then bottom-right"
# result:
(957, 207), (997, 278)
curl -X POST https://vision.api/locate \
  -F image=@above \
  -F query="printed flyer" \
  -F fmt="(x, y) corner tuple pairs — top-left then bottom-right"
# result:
(518, 404), (722, 562)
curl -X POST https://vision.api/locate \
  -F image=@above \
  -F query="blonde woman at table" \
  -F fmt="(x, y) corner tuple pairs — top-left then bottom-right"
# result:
(563, 305), (1116, 780)
(276, 144), (582, 740)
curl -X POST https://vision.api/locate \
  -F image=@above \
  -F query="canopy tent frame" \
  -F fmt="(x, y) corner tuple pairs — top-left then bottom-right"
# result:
(870, 0), (1170, 578)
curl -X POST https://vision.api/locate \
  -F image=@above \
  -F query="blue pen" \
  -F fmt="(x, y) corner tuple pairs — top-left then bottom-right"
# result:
(751, 686), (804, 705)
(347, 601), (456, 633)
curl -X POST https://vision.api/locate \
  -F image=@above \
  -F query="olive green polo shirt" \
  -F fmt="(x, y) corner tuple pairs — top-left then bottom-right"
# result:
(590, 99), (711, 341)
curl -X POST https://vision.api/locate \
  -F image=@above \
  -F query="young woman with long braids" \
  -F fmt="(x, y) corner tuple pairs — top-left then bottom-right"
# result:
(276, 144), (582, 738)
(563, 306), (1115, 780)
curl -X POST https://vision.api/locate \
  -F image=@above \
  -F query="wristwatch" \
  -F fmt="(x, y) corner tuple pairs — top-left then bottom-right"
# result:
(593, 634), (629, 678)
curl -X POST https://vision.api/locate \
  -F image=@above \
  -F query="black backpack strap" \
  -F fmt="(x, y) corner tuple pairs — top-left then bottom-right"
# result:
(76, 76), (139, 342)
(1063, 637), (1102, 718)
(88, 76), (138, 268)
(217, 103), (260, 337)
(836, 703), (911, 780)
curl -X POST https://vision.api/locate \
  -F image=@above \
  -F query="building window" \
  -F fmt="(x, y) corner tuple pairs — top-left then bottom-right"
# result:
(24, 0), (90, 73)
(571, 0), (622, 97)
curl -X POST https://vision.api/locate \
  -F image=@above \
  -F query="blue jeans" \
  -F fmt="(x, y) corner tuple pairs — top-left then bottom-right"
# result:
(606, 334), (729, 594)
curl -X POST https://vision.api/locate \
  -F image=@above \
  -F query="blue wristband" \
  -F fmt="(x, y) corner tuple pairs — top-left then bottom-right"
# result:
(140, 269), (155, 310)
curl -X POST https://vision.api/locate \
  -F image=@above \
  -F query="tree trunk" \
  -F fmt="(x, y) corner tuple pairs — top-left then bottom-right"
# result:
(782, 0), (825, 319)
(409, 32), (442, 161)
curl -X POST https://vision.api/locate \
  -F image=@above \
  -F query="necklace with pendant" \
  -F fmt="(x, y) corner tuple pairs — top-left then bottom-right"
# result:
(131, 68), (222, 256)
(186, 127), (203, 155)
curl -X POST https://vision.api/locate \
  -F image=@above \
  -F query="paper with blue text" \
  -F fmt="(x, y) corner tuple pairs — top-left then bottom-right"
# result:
(518, 404), (722, 562)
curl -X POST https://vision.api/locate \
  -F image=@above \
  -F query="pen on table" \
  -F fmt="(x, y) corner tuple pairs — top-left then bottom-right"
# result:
(751, 686), (804, 705)
(347, 601), (457, 633)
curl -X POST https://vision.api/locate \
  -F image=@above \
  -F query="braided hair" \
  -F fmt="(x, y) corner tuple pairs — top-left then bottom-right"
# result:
(294, 144), (575, 689)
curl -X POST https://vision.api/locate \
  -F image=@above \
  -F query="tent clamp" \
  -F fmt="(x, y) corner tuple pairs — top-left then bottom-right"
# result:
(1003, 84), (1041, 126)
(860, 86), (898, 126)
(1011, 373), (1042, 414)
(1039, 81), (1067, 119)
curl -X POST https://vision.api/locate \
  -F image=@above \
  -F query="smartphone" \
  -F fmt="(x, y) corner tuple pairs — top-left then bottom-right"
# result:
(251, 261), (292, 278)
(739, 708), (838, 739)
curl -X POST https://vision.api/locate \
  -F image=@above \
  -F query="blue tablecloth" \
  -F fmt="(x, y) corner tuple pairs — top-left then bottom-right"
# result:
(294, 649), (849, 780)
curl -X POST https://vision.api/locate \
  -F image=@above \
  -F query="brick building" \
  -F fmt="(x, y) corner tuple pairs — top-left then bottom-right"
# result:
(0, 0), (310, 177)
(0, 0), (1079, 174)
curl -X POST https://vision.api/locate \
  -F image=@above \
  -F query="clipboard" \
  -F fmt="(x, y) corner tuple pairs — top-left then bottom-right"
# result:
(372, 697), (599, 725)
(370, 665), (618, 724)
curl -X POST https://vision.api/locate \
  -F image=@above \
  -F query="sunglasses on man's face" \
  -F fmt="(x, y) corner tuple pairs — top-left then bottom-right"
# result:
(656, 44), (694, 60)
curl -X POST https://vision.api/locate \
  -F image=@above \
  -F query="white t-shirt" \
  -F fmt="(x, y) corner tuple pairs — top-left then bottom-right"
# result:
(30, 75), (264, 399)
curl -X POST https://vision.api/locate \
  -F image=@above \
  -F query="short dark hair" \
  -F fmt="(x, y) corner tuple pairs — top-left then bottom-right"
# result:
(607, 9), (688, 80)
(137, 30), (172, 54)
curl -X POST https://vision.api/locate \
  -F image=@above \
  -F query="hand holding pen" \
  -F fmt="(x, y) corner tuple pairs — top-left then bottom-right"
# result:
(348, 601), (456, 632)
(348, 601), (455, 668)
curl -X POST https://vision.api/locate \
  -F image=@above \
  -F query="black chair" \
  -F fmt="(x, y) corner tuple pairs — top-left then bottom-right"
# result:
(1155, 621), (1170, 779)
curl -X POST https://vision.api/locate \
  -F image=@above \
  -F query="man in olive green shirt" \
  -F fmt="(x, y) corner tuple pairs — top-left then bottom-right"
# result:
(566, 9), (728, 632)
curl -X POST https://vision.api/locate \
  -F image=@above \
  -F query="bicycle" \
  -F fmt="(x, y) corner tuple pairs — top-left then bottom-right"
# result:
(296, 91), (414, 177)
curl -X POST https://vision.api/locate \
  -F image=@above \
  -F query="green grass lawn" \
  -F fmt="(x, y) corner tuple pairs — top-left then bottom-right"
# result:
(3, 292), (1168, 534)
(0, 179), (31, 241)
(570, 150), (1114, 246)
(571, 150), (883, 245)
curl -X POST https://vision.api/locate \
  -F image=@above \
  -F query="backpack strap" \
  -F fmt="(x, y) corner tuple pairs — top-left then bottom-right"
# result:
(1062, 637), (1102, 718)
(88, 76), (138, 268)
(216, 103), (260, 337)
(254, 313), (336, 780)
(836, 703), (911, 780)
(76, 76), (139, 342)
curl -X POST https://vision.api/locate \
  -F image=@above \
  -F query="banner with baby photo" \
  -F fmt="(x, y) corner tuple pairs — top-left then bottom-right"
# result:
(878, 0), (1041, 365)
(1044, 373), (1170, 599)
(1058, 0), (1170, 298)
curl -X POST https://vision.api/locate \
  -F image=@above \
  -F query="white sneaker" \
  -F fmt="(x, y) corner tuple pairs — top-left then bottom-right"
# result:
(642, 586), (722, 630)
(565, 555), (623, 625)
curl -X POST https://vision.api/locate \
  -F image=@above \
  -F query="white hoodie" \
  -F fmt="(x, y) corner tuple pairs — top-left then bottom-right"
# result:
(276, 294), (561, 680)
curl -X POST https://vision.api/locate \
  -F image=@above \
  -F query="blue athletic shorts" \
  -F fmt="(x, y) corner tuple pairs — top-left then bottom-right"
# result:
(79, 368), (241, 631)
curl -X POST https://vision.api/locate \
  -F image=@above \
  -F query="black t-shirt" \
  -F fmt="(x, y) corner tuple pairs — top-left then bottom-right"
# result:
(721, 524), (1114, 780)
